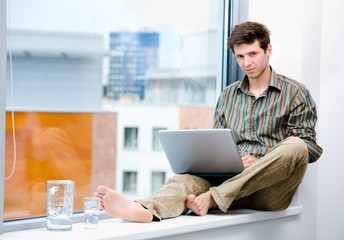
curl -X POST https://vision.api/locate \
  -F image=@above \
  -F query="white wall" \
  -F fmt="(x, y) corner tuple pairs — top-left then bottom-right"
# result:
(317, 0), (344, 239)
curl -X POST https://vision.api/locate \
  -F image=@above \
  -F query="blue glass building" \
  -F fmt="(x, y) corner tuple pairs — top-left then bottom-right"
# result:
(106, 32), (160, 101)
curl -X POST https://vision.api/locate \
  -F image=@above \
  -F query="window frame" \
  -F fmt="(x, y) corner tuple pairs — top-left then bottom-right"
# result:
(0, 0), (6, 234)
(0, 0), (238, 233)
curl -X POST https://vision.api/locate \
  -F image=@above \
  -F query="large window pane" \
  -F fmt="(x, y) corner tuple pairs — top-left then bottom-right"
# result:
(4, 0), (226, 225)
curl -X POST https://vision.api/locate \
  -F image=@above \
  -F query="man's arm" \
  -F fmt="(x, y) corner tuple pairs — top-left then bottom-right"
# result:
(287, 87), (323, 163)
(212, 92), (227, 129)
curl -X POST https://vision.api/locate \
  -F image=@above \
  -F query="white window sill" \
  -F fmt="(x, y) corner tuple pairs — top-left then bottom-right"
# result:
(2, 205), (303, 240)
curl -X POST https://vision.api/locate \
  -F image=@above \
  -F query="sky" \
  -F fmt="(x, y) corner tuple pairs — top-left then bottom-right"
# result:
(7, 0), (223, 85)
(8, 0), (212, 34)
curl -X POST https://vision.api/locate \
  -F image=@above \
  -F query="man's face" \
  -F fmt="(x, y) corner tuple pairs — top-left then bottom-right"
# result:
(233, 40), (271, 80)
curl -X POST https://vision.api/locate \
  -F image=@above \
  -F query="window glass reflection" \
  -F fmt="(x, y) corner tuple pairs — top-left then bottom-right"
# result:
(5, 0), (224, 221)
(5, 112), (116, 220)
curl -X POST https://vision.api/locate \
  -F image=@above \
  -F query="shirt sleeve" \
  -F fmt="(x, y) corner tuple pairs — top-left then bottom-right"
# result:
(212, 92), (227, 129)
(287, 86), (323, 163)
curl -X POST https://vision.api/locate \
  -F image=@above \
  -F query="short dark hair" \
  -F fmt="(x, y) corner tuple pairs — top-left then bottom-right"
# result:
(227, 21), (271, 53)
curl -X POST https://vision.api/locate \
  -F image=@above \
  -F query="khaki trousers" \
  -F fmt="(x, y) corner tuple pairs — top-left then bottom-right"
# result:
(137, 136), (309, 220)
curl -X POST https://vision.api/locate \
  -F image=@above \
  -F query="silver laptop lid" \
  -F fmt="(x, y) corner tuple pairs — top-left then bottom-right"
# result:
(158, 129), (244, 176)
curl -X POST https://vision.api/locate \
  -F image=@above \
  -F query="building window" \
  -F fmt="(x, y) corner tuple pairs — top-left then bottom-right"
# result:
(151, 171), (166, 193)
(123, 171), (137, 193)
(152, 127), (166, 151)
(124, 127), (139, 149)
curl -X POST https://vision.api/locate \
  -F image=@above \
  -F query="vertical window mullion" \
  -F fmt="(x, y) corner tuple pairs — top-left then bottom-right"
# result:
(0, 0), (7, 234)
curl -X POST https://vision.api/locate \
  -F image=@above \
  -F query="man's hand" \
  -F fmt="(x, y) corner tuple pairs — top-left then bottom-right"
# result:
(241, 153), (258, 168)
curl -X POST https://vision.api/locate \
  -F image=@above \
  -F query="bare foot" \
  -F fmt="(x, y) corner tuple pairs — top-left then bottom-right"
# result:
(95, 185), (153, 223)
(185, 192), (217, 216)
(185, 194), (197, 213)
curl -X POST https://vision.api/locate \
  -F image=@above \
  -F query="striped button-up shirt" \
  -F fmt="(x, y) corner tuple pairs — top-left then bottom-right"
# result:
(213, 67), (323, 163)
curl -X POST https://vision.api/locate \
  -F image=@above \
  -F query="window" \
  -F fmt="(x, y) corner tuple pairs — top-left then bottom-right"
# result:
(2, 0), (232, 232)
(123, 171), (138, 193)
(151, 171), (166, 193)
(152, 127), (166, 151)
(124, 127), (139, 149)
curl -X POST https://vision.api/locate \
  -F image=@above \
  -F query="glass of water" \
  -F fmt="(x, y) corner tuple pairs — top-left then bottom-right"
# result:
(83, 196), (100, 229)
(46, 180), (75, 231)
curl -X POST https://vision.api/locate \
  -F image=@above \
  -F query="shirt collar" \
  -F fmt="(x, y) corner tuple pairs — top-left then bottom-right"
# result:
(238, 67), (281, 93)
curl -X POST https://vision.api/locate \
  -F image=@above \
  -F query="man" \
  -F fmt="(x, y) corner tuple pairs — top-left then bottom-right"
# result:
(95, 21), (323, 223)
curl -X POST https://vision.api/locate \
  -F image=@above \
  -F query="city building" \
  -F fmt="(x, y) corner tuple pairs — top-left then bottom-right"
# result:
(6, 29), (104, 111)
(4, 29), (216, 214)
(105, 32), (159, 101)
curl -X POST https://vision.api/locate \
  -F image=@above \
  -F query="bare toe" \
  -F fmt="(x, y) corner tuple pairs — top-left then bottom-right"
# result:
(186, 194), (202, 215)
(96, 186), (153, 223)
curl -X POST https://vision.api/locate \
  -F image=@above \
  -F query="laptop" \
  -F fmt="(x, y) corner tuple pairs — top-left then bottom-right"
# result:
(158, 129), (244, 177)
